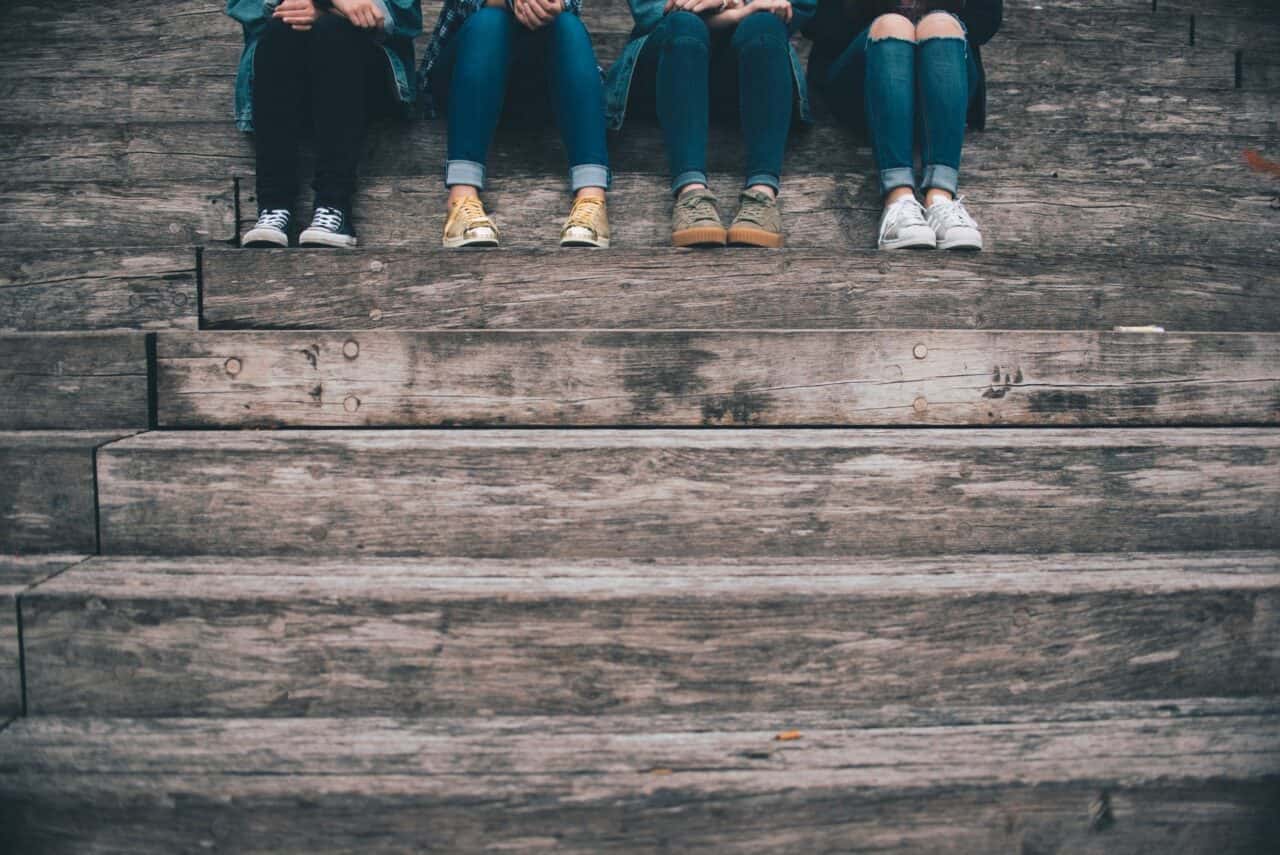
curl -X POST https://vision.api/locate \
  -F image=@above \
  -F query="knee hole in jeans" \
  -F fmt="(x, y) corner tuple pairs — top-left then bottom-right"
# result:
(916, 12), (965, 40)
(869, 13), (916, 42)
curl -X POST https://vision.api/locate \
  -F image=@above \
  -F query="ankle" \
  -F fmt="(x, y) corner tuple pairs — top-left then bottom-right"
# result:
(925, 189), (954, 208)
(448, 186), (480, 208)
(884, 186), (916, 209)
(677, 183), (709, 198)
(574, 187), (606, 202)
(746, 184), (777, 200)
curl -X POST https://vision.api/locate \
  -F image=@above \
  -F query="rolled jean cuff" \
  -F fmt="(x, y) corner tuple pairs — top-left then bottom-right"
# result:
(744, 172), (780, 193)
(878, 166), (916, 197)
(444, 159), (486, 190)
(671, 169), (709, 196)
(570, 164), (611, 192)
(921, 164), (959, 195)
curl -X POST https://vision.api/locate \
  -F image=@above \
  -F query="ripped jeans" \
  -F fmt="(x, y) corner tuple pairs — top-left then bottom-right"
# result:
(819, 16), (977, 196)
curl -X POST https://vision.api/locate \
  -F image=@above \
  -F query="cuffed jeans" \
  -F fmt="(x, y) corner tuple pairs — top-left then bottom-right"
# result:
(632, 10), (794, 195)
(252, 15), (398, 211)
(820, 19), (977, 196)
(431, 7), (610, 192)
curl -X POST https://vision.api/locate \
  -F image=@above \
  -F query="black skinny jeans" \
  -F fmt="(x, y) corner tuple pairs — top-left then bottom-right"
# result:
(252, 14), (397, 211)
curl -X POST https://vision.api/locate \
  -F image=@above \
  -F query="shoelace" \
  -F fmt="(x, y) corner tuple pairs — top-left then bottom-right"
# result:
(310, 206), (344, 232)
(454, 196), (494, 233)
(734, 193), (774, 228)
(878, 197), (929, 244)
(256, 209), (290, 230)
(566, 197), (604, 232)
(929, 196), (977, 230)
(676, 192), (719, 224)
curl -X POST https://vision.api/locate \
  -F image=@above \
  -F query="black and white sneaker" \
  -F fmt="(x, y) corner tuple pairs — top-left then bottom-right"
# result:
(242, 208), (291, 248)
(299, 206), (358, 248)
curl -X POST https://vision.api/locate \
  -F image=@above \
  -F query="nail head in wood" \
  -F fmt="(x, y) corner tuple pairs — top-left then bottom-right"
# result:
(913, 396), (928, 413)
(342, 340), (360, 359)
(369, 308), (384, 322)
(913, 344), (928, 360)
(343, 396), (360, 413)
(224, 358), (241, 377)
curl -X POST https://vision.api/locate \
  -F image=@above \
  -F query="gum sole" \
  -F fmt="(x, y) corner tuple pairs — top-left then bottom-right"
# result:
(727, 226), (784, 248)
(673, 226), (728, 247)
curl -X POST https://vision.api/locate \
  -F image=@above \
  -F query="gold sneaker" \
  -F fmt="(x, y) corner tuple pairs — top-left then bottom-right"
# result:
(560, 195), (610, 248)
(443, 196), (499, 248)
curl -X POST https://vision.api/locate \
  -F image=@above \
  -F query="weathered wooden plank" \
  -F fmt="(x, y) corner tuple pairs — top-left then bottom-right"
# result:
(96, 428), (1280, 558)
(0, 182), (236, 249)
(0, 555), (86, 718)
(200, 247), (1280, 332)
(1, 333), (150, 429)
(0, 248), (198, 332)
(240, 173), (1279, 254)
(3, 121), (1270, 191)
(1, 703), (1277, 853)
(155, 330), (1280, 427)
(21, 551), (1280, 716)
(1, 432), (132, 553)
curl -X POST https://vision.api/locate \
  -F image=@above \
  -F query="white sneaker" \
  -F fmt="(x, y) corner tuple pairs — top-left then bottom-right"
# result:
(927, 196), (983, 251)
(877, 196), (937, 250)
(242, 208), (291, 248)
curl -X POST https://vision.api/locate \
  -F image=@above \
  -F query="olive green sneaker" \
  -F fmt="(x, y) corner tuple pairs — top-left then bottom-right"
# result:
(728, 188), (783, 248)
(671, 189), (727, 247)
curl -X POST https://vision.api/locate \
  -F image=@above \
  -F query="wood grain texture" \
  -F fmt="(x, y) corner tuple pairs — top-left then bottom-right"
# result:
(3, 122), (1269, 190)
(1, 702), (1277, 853)
(1, 432), (133, 553)
(0, 555), (86, 717)
(199, 247), (1280, 332)
(0, 249), (198, 332)
(1, 333), (150, 429)
(155, 330), (1280, 428)
(21, 551), (1280, 717)
(0, 182), (236, 249)
(96, 428), (1280, 558)
(241, 174), (1280, 255)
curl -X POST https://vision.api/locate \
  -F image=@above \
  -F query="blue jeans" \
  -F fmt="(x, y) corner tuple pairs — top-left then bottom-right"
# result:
(431, 7), (610, 192)
(820, 19), (977, 197)
(632, 10), (794, 195)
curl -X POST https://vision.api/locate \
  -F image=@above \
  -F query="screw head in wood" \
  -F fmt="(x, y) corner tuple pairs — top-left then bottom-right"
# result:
(343, 396), (360, 413)
(224, 357), (242, 376)
(912, 396), (928, 413)
(912, 344), (928, 360)
(342, 340), (360, 359)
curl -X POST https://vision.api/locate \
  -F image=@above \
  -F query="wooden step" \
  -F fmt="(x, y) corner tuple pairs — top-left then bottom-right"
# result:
(236, 173), (1279, 255)
(200, 247), (1280, 332)
(0, 181), (235, 250)
(0, 555), (86, 717)
(3, 121), (1269, 191)
(1, 333), (151, 429)
(96, 428), (1280, 558)
(1, 432), (133, 554)
(155, 329), (1280, 428)
(20, 551), (1280, 716)
(2, 701), (1278, 853)
(0, 249), (198, 333)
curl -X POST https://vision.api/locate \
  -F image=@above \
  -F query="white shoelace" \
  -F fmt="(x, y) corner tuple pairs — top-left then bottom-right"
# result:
(928, 196), (977, 230)
(255, 209), (290, 230)
(879, 196), (929, 244)
(310, 207), (344, 232)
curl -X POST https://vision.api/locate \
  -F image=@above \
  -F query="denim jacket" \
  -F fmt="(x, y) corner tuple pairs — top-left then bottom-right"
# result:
(603, 0), (817, 131)
(228, 0), (423, 132)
